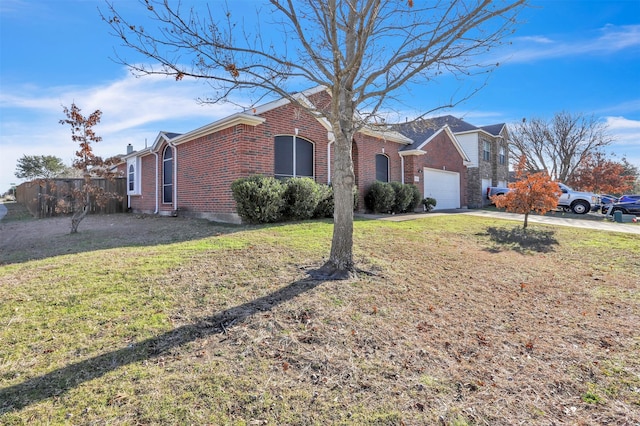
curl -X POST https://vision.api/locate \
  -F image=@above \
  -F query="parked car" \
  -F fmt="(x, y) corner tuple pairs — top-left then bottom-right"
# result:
(599, 194), (618, 213)
(607, 199), (640, 216)
(618, 194), (640, 203)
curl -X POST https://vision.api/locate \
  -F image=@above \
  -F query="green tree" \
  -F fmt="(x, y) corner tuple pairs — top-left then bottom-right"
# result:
(14, 155), (65, 180)
(105, 0), (526, 279)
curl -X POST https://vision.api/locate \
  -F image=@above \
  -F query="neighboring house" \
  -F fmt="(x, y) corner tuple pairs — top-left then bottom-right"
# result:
(121, 87), (475, 223)
(397, 116), (510, 208)
(395, 123), (471, 210)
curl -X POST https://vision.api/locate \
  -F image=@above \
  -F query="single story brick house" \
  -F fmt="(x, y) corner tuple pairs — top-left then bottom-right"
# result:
(121, 87), (474, 223)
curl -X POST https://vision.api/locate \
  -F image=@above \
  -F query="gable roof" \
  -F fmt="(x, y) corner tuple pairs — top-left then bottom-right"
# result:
(395, 115), (506, 139)
(480, 123), (506, 136)
(250, 86), (412, 144)
(395, 124), (470, 163)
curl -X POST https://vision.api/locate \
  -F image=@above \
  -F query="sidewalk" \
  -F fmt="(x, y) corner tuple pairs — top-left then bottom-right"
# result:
(358, 209), (640, 235)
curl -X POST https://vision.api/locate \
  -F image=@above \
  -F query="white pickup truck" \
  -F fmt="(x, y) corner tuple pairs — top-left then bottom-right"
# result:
(486, 182), (601, 215)
(556, 183), (601, 214)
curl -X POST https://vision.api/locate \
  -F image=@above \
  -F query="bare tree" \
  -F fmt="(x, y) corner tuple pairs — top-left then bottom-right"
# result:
(59, 103), (121, 234)
(509, 111), (613, 183)
(104, 0), (526, 279)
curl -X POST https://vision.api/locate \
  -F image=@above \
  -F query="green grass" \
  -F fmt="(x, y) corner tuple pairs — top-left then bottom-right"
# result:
(1, 214), (639, 424)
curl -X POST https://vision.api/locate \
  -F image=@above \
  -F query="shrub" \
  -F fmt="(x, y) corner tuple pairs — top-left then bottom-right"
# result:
(364, 181), (395, 213)
(282, 177), (322, 220)
(422, 197), (437, 212)
(231, 175), (285, 223)
(314, 184), (334, 218)
(407, 184), (422, 212)
(390, 182), (414, 213)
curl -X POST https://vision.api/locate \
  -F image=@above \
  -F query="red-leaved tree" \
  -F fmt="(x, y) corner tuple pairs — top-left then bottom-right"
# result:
(492, 157), (561, 229)
(566, 152), (635, 195)
(59, 103), (121, 233)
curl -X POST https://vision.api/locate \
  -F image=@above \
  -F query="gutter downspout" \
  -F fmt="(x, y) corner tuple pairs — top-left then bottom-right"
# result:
(167, 141), (178, 211)
(152, 151), (159, 214)
(400, 153), (405, 184)
(327, 131), (335, 184)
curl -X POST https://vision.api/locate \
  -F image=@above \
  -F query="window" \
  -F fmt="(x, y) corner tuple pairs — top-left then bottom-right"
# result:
(375, 154), (389, 182)
(126, 157), (141, 195)
(499, 145), (506, 165)
(482, 140), (491, 162)
(274, 135), (314, 179)
(163, 146), (173, 203)
(128, 164), (135, 192)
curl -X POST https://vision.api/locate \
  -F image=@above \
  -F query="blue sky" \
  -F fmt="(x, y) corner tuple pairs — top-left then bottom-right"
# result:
(1, 0), (639, 193)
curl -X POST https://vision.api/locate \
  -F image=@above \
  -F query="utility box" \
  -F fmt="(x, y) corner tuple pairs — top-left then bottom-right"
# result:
(614, 211), (636, 223)
(614, 211), (623, 222)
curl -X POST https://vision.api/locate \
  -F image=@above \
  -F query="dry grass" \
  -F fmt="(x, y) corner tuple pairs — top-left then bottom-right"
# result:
(1, 204), (639, 425)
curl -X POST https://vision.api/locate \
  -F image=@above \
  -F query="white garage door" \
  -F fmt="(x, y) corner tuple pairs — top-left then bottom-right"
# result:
(423, 168), (460, 210)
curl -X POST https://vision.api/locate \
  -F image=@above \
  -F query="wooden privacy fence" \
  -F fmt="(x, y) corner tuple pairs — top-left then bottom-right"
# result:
(16, 178), (127, 218)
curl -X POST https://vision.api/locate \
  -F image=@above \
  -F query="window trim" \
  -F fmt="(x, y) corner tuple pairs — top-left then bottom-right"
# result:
(482, 140), (491, 162)
(162, 145), (173, 204)
(499, 145), (506, 165)
(128, 164), (135, 192)
(126, 157), (141, 195)
(375, 153), (390, 182)
(274, 135), (315, 179)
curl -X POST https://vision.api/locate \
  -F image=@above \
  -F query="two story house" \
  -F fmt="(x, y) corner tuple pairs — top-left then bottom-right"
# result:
(396, 116), (510, 208)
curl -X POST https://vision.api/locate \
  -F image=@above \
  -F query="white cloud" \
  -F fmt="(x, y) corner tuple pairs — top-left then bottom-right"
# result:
(0, 70), (247, 191)
(603, 116), (640, 168)
(499, 24), (640, 64)
(514, 35), (554, 44)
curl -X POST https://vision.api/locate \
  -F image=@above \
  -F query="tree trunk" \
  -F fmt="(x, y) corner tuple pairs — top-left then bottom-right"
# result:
(317, 131), (355, 280)
(70, 184), (90, 234)
(70, 208), (88, 234)
(523, 212), (529, 229)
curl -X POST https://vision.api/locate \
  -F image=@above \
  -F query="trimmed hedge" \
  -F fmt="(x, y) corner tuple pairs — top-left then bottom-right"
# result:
(282, 177), (322, 220)
(390, 181), (414, 213)
(365, 181), (423, 214)
(231, 175), (285, 224)
(314, 184), (334, 218)
(364, 181), (395, 213)
(408, 184), (422, 212)
(232, 176), (346, 223)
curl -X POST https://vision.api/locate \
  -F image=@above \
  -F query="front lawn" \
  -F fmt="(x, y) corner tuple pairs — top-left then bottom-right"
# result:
(1, 212), (639, 425)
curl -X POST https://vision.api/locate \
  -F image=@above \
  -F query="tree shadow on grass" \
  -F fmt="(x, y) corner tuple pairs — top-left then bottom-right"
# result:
(0, 273), (327, 414)
(482, 226), (559, 254)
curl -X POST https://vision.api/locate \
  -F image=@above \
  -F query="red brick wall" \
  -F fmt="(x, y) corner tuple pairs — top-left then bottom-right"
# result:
(131, 100), (336, 218)
(351, 133), (404, 208)
(129, 94), (467, 218)
(129, 153), (158, 213)
(403, 131), (468, 207)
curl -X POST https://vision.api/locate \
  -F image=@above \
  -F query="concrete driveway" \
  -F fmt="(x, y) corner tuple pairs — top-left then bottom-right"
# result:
(361, 209), (640, 235)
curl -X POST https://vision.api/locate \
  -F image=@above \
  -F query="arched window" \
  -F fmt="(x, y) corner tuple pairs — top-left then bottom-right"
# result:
(274, 135), (314, 179)
(128, 164), (135, 192)
(375, 154), (389, 182)
(163, 146), (173, 203)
